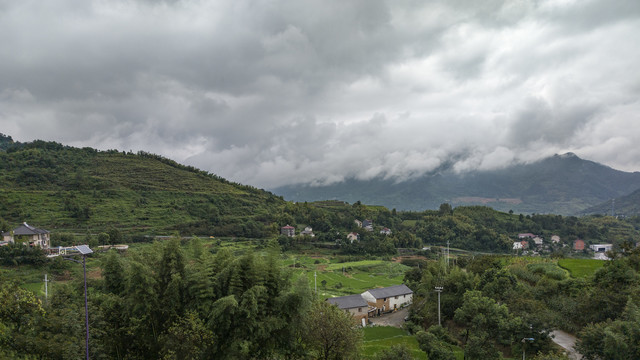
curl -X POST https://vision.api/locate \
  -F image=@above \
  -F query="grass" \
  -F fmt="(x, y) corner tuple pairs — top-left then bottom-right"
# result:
(361, 326), (427, 359)
(558, 258), (605, 278)
(361, 326), (465, 360)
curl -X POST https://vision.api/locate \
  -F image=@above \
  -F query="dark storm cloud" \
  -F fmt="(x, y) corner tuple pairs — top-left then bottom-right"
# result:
(2, 0), (640, 188)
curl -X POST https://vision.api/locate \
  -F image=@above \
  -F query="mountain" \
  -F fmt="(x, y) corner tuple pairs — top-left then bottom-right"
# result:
(583, 187), (640, 216)
(0, 140), (285, 236)
(272, 153), (640, 215)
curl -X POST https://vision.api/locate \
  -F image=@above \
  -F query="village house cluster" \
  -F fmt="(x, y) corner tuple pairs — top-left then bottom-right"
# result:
(512, 233), (614, 259)
(326, 284), (413, 326)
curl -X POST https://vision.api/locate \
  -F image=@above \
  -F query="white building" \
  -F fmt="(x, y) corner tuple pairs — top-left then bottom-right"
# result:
(362, 284), (413, 315)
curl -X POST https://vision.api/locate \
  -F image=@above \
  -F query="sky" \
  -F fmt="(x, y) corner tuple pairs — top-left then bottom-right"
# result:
(2, 0), (639, 189)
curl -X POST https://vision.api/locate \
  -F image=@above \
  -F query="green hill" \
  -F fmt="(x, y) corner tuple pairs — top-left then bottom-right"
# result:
(0, 140), (285, 236)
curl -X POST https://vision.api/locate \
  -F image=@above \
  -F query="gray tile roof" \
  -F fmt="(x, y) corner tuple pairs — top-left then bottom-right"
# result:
(327, 294), (368, 309)
(365, 284), (413, 299)
(2, 223), (49, 237)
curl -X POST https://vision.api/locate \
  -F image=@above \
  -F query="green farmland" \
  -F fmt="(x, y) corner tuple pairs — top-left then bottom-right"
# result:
(558, 258), (606, 278)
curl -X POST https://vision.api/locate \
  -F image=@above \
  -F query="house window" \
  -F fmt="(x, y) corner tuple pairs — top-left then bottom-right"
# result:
(358, 308), (362, 312)
(394, 296), (398, 299)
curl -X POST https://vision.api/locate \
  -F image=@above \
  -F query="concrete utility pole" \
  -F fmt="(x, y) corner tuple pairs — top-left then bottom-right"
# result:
(435, 286), (443, 326)
(314, 271), (317, 293)
(44, 273), (49, 303)
(522, 337), (534, 360)
(446, 240), (450, 268)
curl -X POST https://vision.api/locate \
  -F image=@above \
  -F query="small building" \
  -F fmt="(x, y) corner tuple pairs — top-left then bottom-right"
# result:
(1, 222), (50, 248)
(300, 226), (315, 237)
(347, 232), (360, 243)
(327, 294), (369, 324)
(362, 284), (413, 315)
(533, 236), (544, 246)
(518, 233), (536, 239)
(589, 244), (613, 253)
(573, 239), (585, 251)
(520, 240), (529, 249)
(363, 219), (373, 228)
(354, 220), (362, 228)
(513, 241), (523, 250)
(380, 227), (392, 235)
(551, 235), (561, 244)
(281, 225), (295, 237)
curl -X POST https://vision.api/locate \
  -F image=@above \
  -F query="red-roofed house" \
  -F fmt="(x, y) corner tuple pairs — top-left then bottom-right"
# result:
(281, 225), (295, 237)
(573, 239), (585, 251)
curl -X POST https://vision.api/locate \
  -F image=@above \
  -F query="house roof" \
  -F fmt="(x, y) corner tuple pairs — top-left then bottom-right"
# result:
(281, 225), (295, 229)
(327, 294), (368, 309)
(365, 284), (413, 299)
(2, 222), (49, 237)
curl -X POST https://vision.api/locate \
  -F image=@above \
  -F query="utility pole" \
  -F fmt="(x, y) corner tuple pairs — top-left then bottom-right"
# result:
(522, 337), (534, 360)
(446, 240), (450, 268)
(314, 271), (317, 294)
(435, 286), (443, 326)
(612, 198), (615, 217)
(44, 273), (49, 303)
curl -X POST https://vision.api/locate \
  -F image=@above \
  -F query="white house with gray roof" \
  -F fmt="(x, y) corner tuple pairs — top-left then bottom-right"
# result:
(1, 222), (50, 248)
(327, 294), (369, 323)
(361, 284), (413, 315)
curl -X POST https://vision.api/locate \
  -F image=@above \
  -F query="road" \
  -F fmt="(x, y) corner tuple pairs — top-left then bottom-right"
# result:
(551, 330), (582, 360)
(368, 307), (409, 327)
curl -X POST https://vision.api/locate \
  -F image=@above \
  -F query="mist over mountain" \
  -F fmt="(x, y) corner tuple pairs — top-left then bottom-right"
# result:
(273, 153), (640, 215)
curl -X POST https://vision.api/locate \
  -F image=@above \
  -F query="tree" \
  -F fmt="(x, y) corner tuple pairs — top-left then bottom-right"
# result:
(102, 250), (125, 294)
(416, 329), (455, 360)
(375, 344), (415, 360)
(159, 311), (214, 360)
(454, 290), (520, 360)
(303, 301), (362, 360)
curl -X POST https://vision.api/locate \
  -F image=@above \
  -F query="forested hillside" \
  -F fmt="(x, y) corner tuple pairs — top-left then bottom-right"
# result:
(2, 139), (640, 256)
(274, 153), (640, 215)
(0, 140), (285, 237)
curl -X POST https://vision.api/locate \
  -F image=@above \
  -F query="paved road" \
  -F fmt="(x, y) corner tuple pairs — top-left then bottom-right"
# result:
(369, 307), (409, 327)
(551, 330), (582, 360)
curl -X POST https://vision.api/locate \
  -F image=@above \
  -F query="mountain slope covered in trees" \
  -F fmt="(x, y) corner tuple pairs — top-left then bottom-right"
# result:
(0, 139), (285, 236)
(273, 153), (640, 215)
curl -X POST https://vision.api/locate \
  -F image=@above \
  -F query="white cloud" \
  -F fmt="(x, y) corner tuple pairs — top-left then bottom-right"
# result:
(1, 0), (639, 188)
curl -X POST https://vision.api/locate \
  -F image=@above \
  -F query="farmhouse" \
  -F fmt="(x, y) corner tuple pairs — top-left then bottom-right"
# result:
(513, 241), (523, 250)
(589, 244), (613, 253)
(1, 223), (50, 248)
(347, 232), (360, 243)
(573, 239), (585, 251)
(281, 225), (295, 237)
(300, 226), (315, 237)
(533, 236), (544, 246)
(327, 294), (369, 325)
(518, 233), (536, 239)
(551, 235), (561, 244)
(380, 227), (392, 235)
(362, 284), (413, 315)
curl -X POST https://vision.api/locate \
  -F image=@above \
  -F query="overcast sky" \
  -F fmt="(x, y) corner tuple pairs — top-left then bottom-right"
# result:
(2, 0), (639, 188)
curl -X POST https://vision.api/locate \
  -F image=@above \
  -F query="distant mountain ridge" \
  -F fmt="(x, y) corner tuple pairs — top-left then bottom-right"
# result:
(272, 153), (640, 215)
(583, 188), (640, 216)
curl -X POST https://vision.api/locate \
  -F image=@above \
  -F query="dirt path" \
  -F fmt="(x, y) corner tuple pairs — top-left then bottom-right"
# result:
(368, 307), (409, 328)
(551, 330), (582, 360)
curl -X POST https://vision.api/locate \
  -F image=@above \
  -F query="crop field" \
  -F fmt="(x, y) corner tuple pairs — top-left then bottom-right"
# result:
(557, 258), (605, 278)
